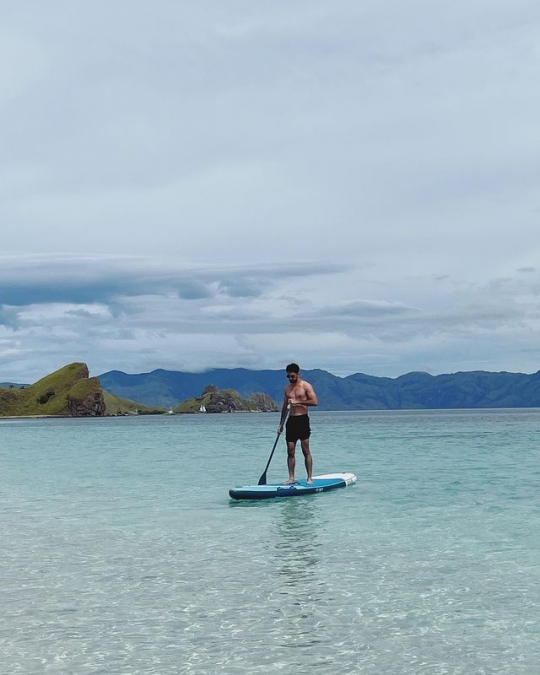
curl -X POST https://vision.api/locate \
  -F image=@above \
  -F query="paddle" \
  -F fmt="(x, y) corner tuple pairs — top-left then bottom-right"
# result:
(258, 403), (291, 485)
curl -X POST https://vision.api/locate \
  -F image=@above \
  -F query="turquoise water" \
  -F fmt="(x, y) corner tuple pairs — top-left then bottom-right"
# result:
(1, 409), (539, 674)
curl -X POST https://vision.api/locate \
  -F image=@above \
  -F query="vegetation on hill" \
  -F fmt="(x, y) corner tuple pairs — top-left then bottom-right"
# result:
(102, 390), (166, 416)
(174, 384), (278, 414)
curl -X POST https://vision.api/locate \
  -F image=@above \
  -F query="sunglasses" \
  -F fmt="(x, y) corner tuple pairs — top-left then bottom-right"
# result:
(286, 374), (297, 379)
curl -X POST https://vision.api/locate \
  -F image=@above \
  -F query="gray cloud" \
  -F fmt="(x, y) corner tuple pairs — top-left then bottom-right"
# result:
(309, 300), (416, 319)
(0, 306), (19, 328)
(0, 255), (347, 308)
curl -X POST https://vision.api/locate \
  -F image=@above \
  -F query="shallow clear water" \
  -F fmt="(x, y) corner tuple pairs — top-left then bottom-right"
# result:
(1, 409), (539, 674)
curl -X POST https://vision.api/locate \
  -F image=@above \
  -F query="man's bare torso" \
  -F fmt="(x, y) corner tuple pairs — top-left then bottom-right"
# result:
(285, 379), (313, 416)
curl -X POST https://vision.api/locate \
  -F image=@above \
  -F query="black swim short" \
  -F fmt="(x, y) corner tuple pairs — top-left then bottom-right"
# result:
(285, 414), (311, 443)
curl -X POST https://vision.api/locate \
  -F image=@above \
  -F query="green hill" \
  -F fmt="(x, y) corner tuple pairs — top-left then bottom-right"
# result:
(0, 362), (166, 417)
(0, 363), (105, 417)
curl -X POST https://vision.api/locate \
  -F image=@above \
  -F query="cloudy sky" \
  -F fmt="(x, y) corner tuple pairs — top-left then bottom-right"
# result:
(2, 0), (540, 383)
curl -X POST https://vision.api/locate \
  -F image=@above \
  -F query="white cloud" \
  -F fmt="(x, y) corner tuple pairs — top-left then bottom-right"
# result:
(2, 1), (540, 381)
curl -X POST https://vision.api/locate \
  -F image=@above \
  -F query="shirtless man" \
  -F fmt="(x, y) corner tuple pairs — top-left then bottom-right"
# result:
(279, 363), (318, 484)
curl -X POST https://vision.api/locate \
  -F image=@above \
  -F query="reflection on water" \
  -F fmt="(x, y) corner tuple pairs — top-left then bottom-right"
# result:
(273, 498), (321, 591)
(267, 498), (332, 650)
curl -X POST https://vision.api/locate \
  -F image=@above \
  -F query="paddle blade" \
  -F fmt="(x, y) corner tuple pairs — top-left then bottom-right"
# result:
(258, 472), (267, 486)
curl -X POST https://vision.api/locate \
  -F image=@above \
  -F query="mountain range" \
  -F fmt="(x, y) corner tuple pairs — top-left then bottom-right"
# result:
(97, 367), (540, 410)
(0, 364), (279, 417)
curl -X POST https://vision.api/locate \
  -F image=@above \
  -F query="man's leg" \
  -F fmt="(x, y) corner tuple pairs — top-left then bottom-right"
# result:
(300, 438), (313, 483)
(285, 441), (296, 483)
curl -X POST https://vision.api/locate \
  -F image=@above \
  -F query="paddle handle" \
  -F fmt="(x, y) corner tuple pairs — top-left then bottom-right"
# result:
(258, 404), (291, 485)
(277, 403), (290, 434)
(278, 402), (291, 434)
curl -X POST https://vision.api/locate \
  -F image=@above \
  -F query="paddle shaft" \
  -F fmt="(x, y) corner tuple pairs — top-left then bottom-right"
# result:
(258, 404), (290, 485)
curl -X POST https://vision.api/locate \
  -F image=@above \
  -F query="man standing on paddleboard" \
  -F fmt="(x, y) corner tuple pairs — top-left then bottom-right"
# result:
(279, 363), (318, 484)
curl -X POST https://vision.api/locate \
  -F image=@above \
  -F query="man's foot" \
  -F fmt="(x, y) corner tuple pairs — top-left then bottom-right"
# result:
(283, 478), (296, 484)
(307, 478), (313, 484)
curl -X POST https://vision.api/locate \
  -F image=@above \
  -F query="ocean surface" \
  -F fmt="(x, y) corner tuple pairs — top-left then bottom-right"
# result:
(1, 409), (539, 674)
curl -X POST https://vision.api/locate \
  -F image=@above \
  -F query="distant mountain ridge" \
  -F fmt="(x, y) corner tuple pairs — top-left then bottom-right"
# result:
(97, 367), (540, 410)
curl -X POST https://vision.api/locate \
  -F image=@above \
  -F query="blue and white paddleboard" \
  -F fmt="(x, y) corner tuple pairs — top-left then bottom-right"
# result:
(229, 472), (357, 500)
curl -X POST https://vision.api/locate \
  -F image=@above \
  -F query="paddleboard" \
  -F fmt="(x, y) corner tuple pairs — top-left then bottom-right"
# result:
(229, 472), (357, 500)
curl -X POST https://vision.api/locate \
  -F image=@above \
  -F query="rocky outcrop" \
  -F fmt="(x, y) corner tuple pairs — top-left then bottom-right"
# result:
(67, 377), (106, 416)
(245, 392), (277, 411)
(175, 385), (278, 414)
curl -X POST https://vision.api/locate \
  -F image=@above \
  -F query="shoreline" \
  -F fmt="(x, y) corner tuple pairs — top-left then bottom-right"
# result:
(0, 414), (107, 420)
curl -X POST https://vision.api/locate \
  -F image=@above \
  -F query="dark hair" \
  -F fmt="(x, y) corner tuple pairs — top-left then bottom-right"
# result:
(286, 363), (300, 373)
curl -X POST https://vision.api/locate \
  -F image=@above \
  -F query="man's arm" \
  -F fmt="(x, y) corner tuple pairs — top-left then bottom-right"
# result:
(281, 389), (290, 416)
(289, 382), (318, 407)
(303, 382), (318, 407)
